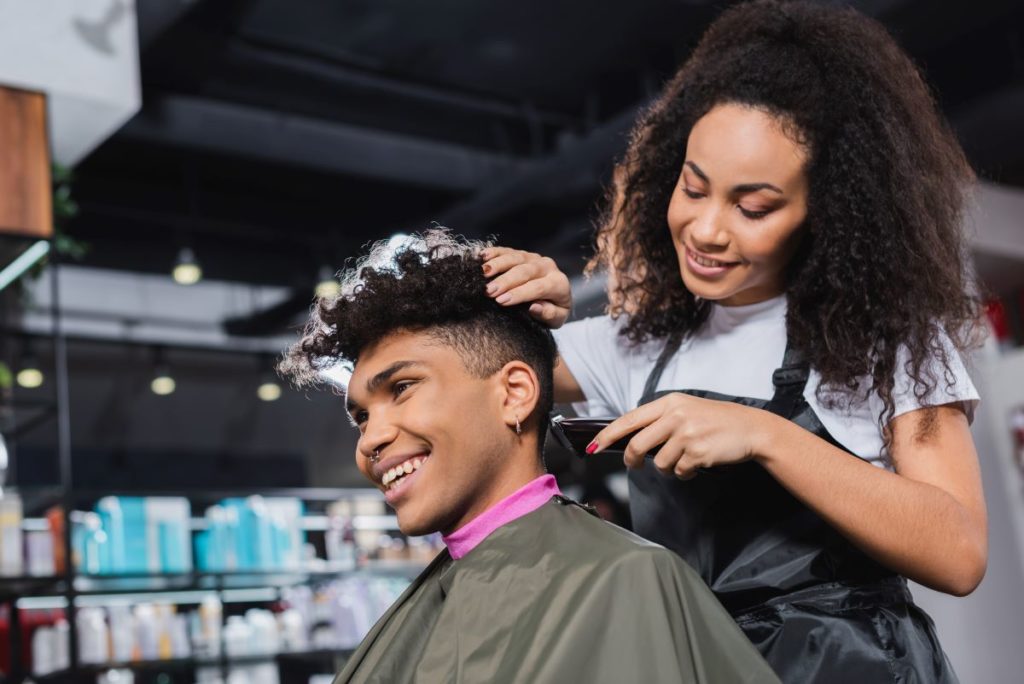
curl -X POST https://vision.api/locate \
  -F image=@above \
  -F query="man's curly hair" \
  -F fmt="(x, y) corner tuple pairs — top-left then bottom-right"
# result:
(280, 230), (557, 435)
(590, 0), (983, 438)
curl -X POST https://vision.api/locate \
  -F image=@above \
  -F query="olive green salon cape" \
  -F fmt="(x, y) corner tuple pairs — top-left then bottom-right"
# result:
(334, 496), (780, 684)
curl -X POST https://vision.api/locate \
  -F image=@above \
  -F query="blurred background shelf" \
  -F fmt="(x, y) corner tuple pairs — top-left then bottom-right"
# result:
(30, 648), (354, 683)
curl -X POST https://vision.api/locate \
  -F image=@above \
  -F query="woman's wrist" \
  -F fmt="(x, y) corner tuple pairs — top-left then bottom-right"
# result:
(749, 407), (794, 466)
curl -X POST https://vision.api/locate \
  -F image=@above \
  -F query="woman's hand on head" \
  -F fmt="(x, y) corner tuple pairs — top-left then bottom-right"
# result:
(480, 247), (572, 329)
(589, 393), (773, 478)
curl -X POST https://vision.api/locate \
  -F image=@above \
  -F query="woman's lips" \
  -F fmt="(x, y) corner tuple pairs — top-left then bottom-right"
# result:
(684, 246), (740, 277)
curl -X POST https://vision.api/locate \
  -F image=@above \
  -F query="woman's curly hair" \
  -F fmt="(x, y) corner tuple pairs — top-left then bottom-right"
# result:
(590, 0), (983, 435)
(279, 229), (557, 430)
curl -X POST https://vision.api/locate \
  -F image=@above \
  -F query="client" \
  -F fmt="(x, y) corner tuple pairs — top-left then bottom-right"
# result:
(281, 230), (778, 684)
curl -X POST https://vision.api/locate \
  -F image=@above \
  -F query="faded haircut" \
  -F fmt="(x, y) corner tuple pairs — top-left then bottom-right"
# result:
(279, 229), (557, 434)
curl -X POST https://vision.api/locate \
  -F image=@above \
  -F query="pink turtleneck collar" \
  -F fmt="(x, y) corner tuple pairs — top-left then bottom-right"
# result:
(442, 474), (561, 560)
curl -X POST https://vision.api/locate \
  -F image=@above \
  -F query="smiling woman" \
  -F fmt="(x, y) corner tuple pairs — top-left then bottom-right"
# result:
(668, 104), (809, 306)
(480, 1), (987, 682)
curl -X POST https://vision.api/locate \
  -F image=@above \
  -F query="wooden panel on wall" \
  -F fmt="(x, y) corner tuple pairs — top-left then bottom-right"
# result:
(0, 85), (52, 239)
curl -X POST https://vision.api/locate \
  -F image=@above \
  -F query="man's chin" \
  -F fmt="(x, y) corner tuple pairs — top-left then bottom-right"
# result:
(394, 506), (441, 538)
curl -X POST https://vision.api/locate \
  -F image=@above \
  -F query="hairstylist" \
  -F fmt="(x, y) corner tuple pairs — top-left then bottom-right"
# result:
(480, 1), (987, 681)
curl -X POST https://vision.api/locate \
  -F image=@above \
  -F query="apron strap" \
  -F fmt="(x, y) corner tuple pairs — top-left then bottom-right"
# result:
(640, 331), (684, 401)
(639, 331), (811, 420)
(765, 343), (811, 419)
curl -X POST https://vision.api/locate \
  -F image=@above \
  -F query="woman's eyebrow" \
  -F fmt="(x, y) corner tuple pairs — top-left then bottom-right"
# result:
(733, 182), (783, 195)
(685, 161), (710, 183)
(685, 161), (784, 195)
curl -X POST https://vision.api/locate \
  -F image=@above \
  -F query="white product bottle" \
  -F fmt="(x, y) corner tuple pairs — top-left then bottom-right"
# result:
(222, 615), (251, 658)
(108, 605), (135, 663)
(245, 609), (280, 654)
(198, 595), (223, 657)
(53, 618), (71, 671)
(277, 609), (307, 652)
(77, 607), (110, 664)
(25, 529), (55, 577)
(170, 613), (191, 658)
(133, 604), (159, 660)
(31, 625), (55, 675)
(0, 493), (24, 576)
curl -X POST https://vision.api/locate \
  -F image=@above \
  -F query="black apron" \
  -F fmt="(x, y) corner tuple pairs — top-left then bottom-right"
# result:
(630, 333), (958, 683)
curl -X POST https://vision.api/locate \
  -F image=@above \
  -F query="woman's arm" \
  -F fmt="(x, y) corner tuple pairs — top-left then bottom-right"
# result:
(591, 394), (987, 596)
(554, 356), (586, 403)
(754, 403), (987, 595)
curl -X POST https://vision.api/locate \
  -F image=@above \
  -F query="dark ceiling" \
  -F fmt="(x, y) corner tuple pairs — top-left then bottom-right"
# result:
(68, 0), (1024, 289)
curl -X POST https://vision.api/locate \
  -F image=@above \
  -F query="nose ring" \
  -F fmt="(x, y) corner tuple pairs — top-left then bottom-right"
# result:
(369, 448), (380, 463)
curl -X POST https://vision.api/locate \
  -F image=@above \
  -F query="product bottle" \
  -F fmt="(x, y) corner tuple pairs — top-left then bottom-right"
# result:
(198, 595), (223, 658)
(133, 604), (159, 661)
(108, 606), (135, 663)
(96, 497), (125, 573)
(0, 492), (24, 576)
(32, 625), (55, 675)
(76, 607), (111, 664)
(53, 618), (71, 671)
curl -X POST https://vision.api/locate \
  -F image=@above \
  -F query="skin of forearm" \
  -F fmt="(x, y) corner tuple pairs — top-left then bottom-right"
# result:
(752, 412), (987, 596)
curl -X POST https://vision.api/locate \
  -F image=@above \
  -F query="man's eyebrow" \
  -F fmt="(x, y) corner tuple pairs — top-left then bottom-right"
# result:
(345, 360), (423, 417)
(685, 161), (784, 195)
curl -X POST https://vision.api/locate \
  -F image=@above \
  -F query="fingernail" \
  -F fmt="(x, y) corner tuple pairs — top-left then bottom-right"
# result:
(529, 303), (542, 314)
(496, 293), (511, 304)
(585, 441), (599, 455)
(486, 284), (497, 295)
(482, 264), (491, 275)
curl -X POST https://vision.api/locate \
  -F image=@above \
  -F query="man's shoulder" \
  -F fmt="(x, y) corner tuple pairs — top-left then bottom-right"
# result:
(532, 496), (683, 567)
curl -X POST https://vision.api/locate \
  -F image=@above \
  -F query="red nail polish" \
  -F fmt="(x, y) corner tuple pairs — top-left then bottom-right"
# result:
(585, 441), (599, 455)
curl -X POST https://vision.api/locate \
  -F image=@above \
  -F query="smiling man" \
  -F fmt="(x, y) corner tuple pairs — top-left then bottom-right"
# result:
(280, 230), (778, 684)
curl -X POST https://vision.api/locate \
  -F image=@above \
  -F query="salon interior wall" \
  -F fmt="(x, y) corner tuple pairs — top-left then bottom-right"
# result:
(908, 344), (1024, 682)
(899, 169), (1024, 682)
(899, 180), (1024, 681)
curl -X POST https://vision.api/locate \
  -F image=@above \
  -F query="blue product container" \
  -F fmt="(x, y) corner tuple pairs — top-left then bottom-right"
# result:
(221, 498), (260, 570)
(119, 498), (150, 574)
(158, 519), (189, 573)
(194, 529), (211, 572)
(247, 497), (274, 571)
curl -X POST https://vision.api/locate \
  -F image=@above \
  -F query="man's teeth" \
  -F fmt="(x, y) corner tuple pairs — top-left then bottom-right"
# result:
(382, 457), (427, 488)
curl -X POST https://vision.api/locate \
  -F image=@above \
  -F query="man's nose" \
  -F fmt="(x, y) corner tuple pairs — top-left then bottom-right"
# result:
(358, 411), (399, 461)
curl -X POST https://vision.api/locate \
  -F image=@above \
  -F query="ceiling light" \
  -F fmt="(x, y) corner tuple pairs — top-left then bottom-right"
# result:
(16, 367), (44, 389)
(149, 374), (176, 395)
(257, 381), (281, 402)
(314, 265), (340, 299)
(151, 374), (175, 396)
(151, 348), (175, 395)
(172, 247), (202, 285)
(16, 343), (44, 389)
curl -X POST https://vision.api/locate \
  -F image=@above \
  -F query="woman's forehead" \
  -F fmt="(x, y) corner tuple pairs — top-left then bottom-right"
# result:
(687, 104), (808, 183)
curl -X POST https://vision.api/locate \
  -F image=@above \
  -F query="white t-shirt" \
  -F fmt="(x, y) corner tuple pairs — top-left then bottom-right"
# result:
(552, 294), (979, 470)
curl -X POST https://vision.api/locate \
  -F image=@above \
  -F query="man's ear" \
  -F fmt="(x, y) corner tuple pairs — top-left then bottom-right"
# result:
(498, 360), (540, 430)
